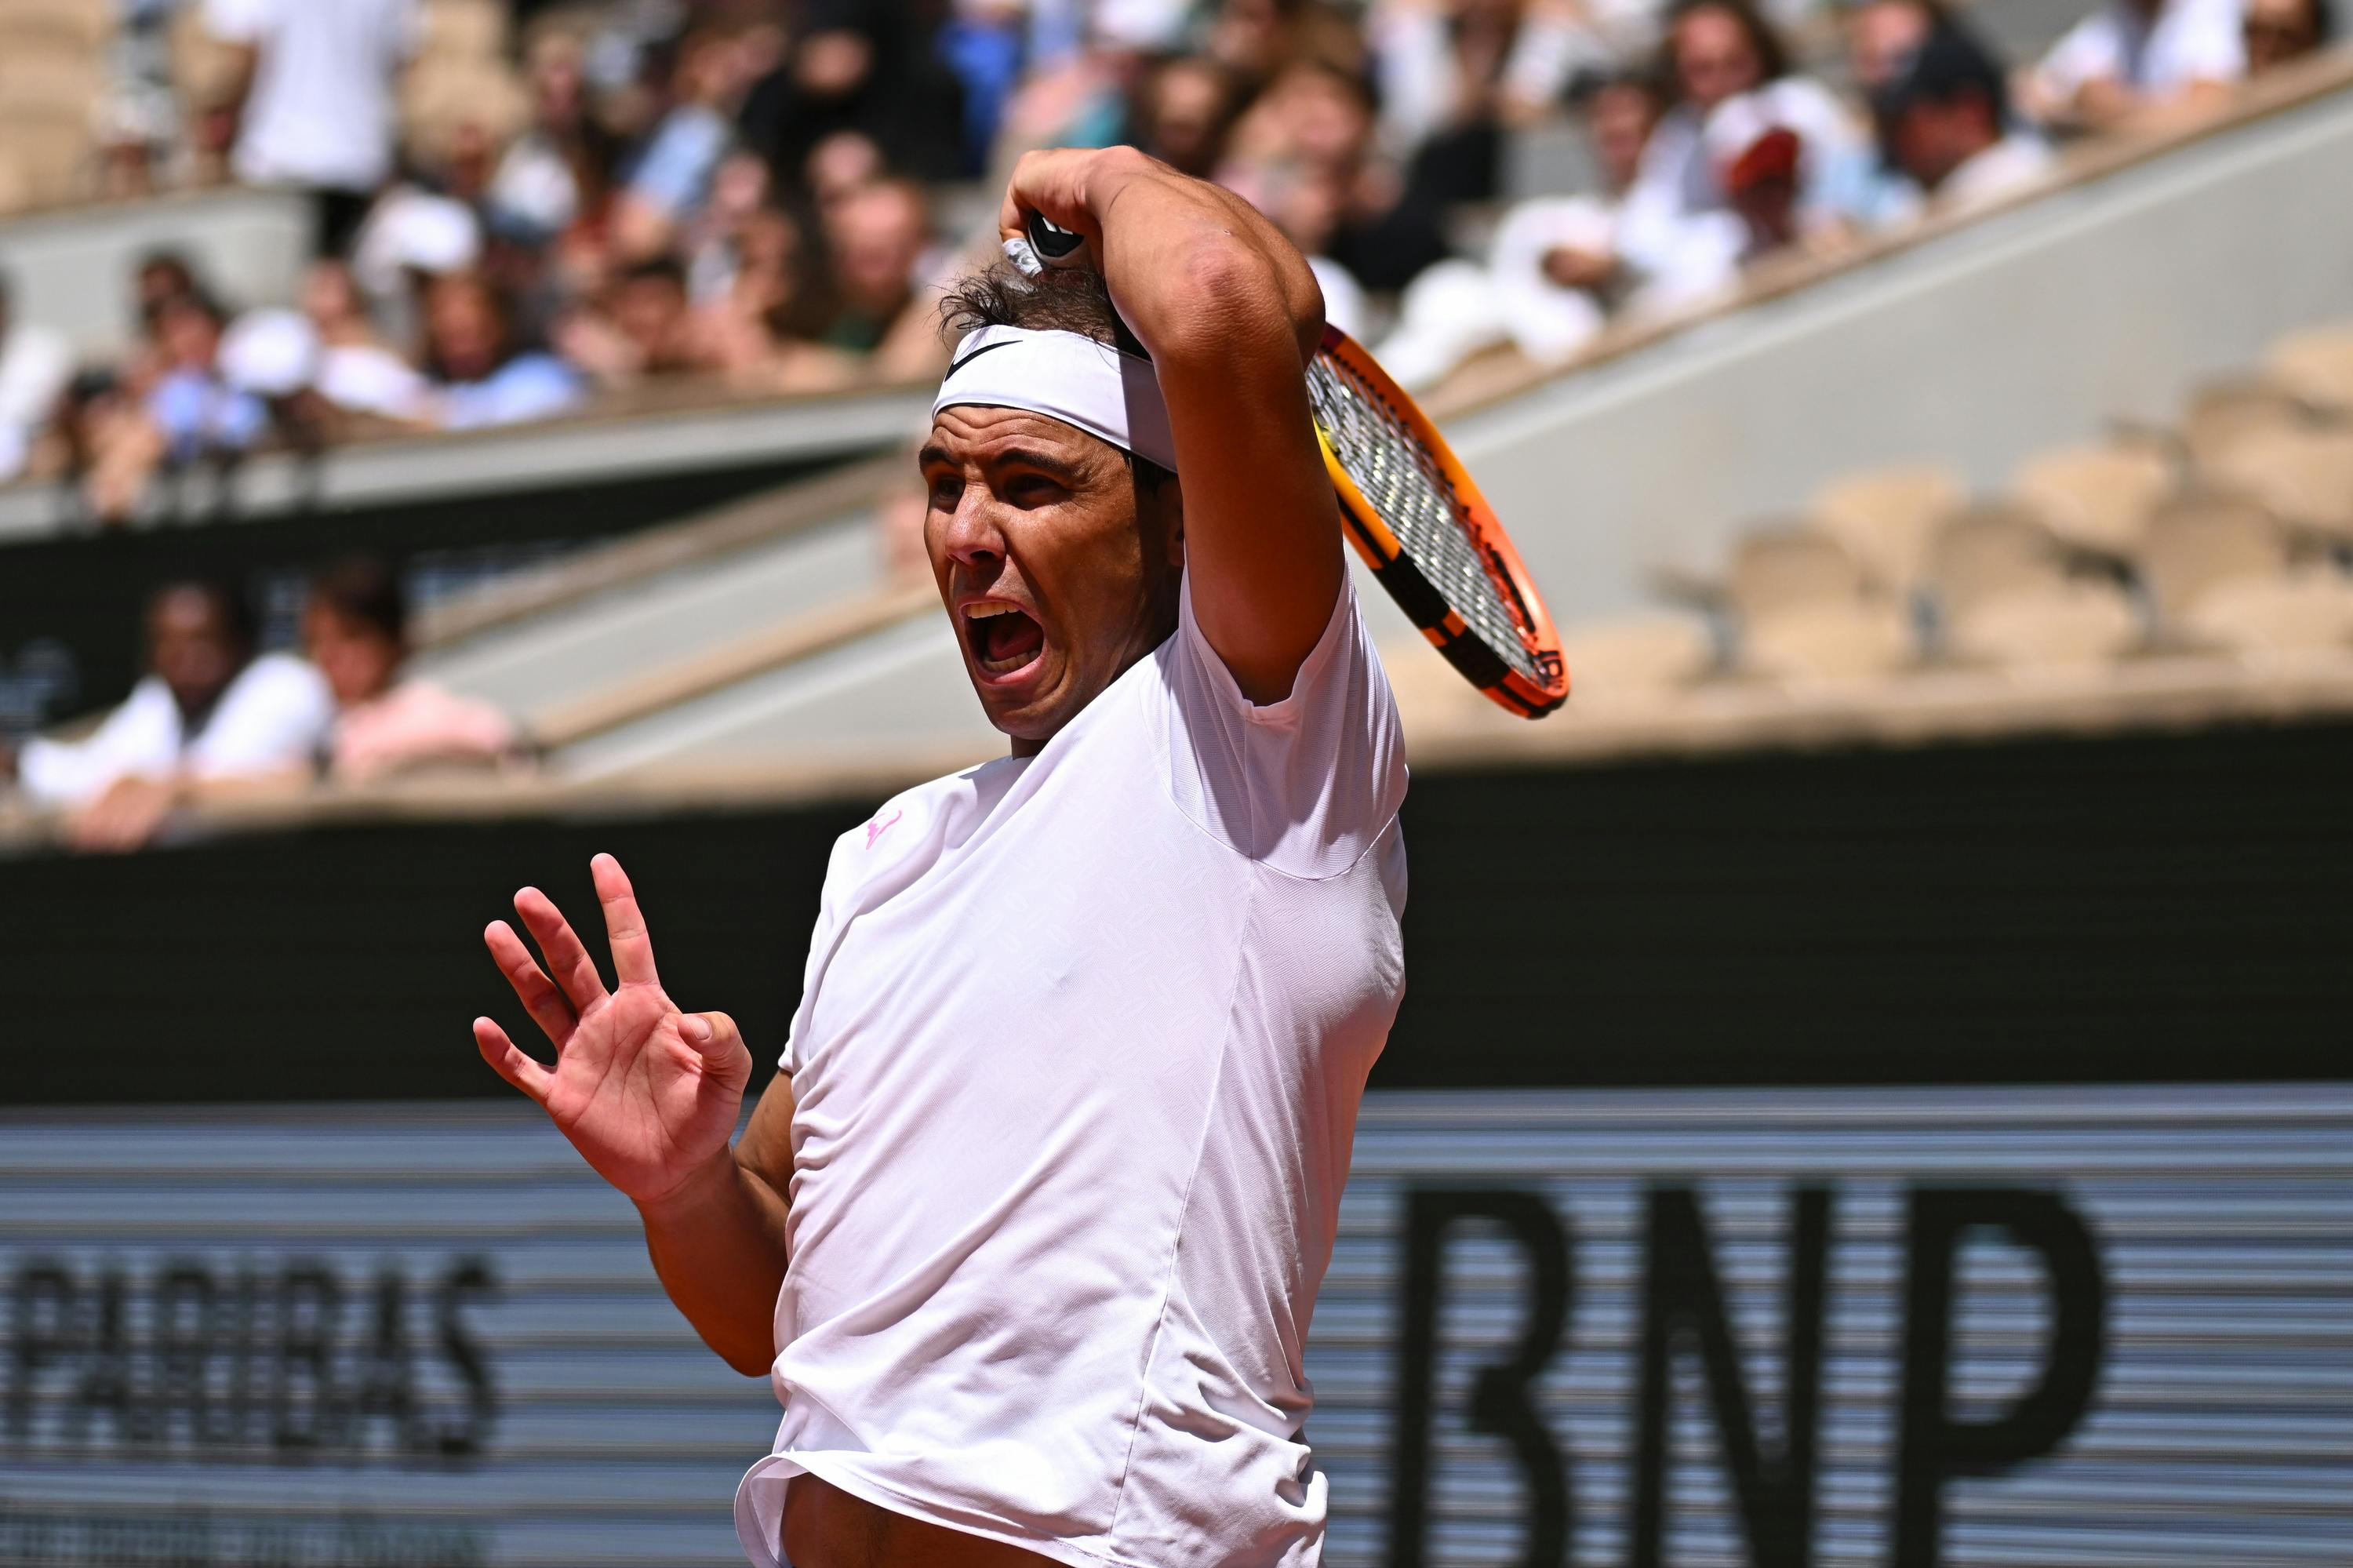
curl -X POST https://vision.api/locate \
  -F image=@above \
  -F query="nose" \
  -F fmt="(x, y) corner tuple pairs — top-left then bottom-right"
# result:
(937, 481), (1006, 574)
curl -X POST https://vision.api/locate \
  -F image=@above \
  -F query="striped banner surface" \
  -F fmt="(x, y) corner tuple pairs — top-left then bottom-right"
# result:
(2, 1083), (2346, 1566)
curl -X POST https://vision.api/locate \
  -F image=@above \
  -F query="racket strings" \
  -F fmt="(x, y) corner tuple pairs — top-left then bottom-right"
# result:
(1307, 355), (1544, 685)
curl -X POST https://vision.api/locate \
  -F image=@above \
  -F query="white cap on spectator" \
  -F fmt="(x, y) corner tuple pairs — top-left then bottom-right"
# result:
(1702, 80), (1851, 184)
(220, 309), (322, 398)
(1089, 0), (1190, 50)
(354, 190), (485, 298)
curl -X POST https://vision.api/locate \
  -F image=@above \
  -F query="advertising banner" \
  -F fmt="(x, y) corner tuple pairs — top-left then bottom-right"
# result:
(5, 1083), (2347, 1567)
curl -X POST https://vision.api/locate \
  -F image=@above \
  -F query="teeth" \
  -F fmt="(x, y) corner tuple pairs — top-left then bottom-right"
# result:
(965, 602), (1020, 620)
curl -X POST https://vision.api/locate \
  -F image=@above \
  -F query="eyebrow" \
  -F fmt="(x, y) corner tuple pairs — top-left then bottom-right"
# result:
(915, 444), (1088, 482)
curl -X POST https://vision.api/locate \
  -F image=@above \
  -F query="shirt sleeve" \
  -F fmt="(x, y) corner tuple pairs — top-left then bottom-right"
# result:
(201, 0), (273, 45)
(184, 654), (333, 780)
(1154, 571), (1409, 879)
(2158, 0), (2247, 85)
(16, 679), (183, 807)
(2033, 13), (2121, 101)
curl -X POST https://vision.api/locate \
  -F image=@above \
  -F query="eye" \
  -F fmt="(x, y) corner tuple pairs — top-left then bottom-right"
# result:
(926, 474), (963, 509)
(1006, 473), (1066, 508)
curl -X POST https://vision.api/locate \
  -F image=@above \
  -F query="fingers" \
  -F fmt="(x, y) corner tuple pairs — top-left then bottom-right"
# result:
(591, 853), (660, 988)
(484, 919), (577, 1048)
(474, 1016), (553, 1104)
(997, 147), (1100, 247)
(513, 885), (609, 1013)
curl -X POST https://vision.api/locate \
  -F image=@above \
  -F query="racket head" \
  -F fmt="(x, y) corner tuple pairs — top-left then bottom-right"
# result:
(1307, 325), (1569, 718)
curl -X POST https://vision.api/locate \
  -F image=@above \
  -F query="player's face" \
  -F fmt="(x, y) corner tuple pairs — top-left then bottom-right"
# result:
(920, 405), (1184, 755)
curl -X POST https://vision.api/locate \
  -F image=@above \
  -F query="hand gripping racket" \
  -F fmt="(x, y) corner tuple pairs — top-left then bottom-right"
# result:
(1019, 213), (1570, 718)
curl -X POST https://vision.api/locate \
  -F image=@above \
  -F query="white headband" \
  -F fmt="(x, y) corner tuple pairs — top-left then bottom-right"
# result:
(931, 325), (1179, 474)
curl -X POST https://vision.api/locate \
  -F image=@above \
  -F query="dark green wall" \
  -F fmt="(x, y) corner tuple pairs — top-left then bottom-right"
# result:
(1, 455), (836, 729)
(6, 719), (2348, 1107)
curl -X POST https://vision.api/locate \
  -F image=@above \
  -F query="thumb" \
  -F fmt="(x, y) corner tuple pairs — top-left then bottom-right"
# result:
(680, 1010), (751, 1071)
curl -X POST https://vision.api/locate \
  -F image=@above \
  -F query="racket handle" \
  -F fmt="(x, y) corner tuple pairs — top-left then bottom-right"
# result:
(1024, 211), (1088, 266)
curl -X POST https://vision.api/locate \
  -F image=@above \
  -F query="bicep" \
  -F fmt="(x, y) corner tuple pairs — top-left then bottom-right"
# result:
(735, 1071), (798, 1213)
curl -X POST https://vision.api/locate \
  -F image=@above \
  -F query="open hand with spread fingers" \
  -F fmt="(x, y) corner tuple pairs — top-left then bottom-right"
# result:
(474, 853), (753, 1209)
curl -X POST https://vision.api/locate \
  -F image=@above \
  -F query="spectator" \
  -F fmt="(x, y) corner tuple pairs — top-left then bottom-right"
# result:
(146, 292), (270, 469)
(1875, 26), (2056, 219)
(420, 271), (585, 429)
(1848, 0), (1947, 95)
(2020, 0), (2246, 132)
(13, 579), (331, 849)
(300, 258), (431, 423)
(815, 178), (952, 382)
(694, 203), (835, 382)
(1368, 0), (1592, 203)
(2243, 0), (2335, 72)
(304, 558), (518, 784)
(0, 273), (73, 484)
(556, 256), (713, 389)
(1206, 0), (1366, 89)
(1484, 69), (1736, 367)
(202, 0), (421, 256)
(1619, 0), (1867, 279)
(738, 2), (970, 195)
(610, 27), (758, 264)
(1129, 55), (1249, 179)
(1702, 93), (1817, 260)
(1226, 59), (1455, 293)
(487, 29), (621, 253)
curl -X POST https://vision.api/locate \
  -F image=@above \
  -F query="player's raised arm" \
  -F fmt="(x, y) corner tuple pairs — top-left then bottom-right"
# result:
(998, 147), (1346, 704)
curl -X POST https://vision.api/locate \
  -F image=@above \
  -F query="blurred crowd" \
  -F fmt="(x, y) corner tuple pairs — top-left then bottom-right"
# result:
(0, 560), (522, 849)
(0, 0), (2338, 515)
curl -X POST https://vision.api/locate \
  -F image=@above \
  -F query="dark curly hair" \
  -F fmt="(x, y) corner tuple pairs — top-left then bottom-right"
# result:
(937, 261), (1174, 494)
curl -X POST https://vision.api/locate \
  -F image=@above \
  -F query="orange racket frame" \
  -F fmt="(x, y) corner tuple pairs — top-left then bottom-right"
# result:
(1311, 326), (1570, 719)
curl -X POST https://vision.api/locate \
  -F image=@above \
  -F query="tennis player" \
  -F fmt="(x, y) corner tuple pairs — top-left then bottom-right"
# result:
(472, 146), (1408, 1568)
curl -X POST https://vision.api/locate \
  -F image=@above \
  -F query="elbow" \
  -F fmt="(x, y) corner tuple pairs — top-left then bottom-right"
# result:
(722, 1343), (775, 1378)
(1157, 241), (1322, 369)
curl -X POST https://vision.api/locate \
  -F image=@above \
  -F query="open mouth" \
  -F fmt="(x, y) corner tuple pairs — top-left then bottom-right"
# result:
(962, 600), (1046, 679)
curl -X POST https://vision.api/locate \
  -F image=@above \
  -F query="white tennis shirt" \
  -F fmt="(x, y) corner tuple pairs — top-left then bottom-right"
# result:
(735, 575), (1409, 1567)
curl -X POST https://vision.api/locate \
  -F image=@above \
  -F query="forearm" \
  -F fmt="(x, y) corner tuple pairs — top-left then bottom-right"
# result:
(637, 1142), (792, 1375)
(1078, 151), (1326, 369)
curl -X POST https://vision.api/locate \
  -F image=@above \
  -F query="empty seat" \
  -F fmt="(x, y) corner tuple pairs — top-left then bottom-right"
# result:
(0, 111), (93, 206)
(2138, 492), (2289, 635)
(2178, 378), (2310, 471)
(2180, 568), (2353, 657)
(1924, 502), (2068, 622)
(2198, 424), (2353, 543)
(1924, 502), (2140, 669)
(2009, 440), (2173, 555)
(1725, 525), (1868, 624)
(1943, 581), (2141, 670)
(1742, 599), (1915, 683)
(0, 46), (105, 116)
(1808, 463), (1966, 592)
(1556, 613), (1716, 700)
(2267, 323), (2353, 416)
(0, 0), (113, 53)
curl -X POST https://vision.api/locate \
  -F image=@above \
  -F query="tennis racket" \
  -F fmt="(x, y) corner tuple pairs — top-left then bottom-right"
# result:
(1020, 213), (1570, 719)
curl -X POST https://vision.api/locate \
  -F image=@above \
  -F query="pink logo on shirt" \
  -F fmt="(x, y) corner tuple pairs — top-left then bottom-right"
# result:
(864, 808), (904, 849)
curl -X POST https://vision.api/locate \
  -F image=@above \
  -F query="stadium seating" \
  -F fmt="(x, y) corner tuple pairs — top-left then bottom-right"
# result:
(1544, 315), (2353, 700)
